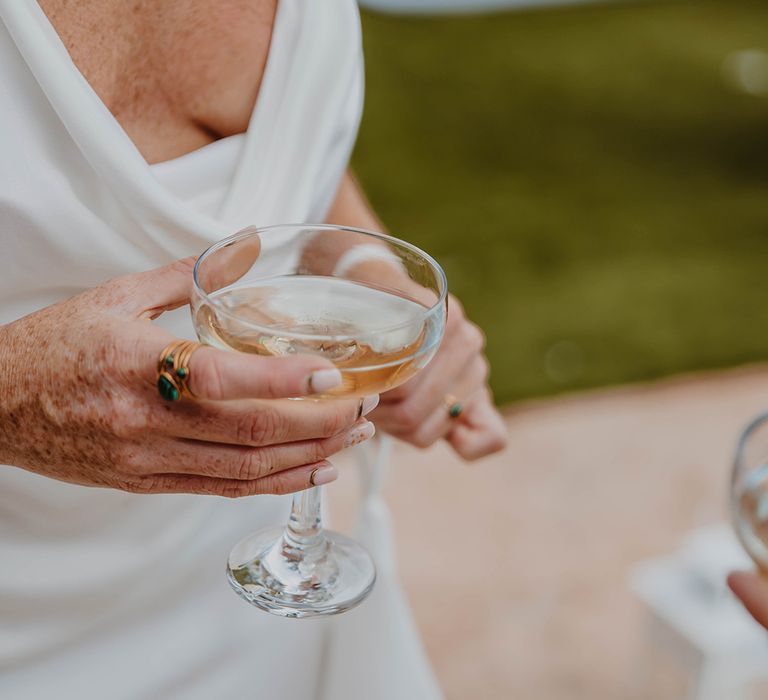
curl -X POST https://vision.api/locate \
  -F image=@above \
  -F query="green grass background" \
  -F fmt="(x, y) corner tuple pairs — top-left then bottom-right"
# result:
(352, 0), (768, 405)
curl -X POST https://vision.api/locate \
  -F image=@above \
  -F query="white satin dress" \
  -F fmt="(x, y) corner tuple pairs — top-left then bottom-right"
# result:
(0, 1), (442, 698)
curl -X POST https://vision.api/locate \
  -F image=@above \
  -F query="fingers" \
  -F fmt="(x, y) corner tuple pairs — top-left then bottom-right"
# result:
(728, 571), (768, 629)
(368, 288), (501, 460)
(447, 390), (508, 461)
(166, 344), (345, 400)
(153, 395), (379, 446)
(124, 460), (337, 498)
(403, 357), (489, 448)
(375, 327), (484, 433)
(128, 419), (375, 480)
(380, 296), (479, 403)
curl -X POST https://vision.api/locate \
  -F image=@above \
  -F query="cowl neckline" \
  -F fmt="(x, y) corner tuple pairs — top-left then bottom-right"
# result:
(150, 133), (245, 219)
(1, 0), (297, 253)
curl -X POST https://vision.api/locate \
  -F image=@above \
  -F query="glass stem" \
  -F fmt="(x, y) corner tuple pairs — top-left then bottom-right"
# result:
(284, 485), (325, 550)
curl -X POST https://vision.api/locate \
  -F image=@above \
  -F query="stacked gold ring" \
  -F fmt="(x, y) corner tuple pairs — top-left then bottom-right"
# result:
(157, 340), (200, 401)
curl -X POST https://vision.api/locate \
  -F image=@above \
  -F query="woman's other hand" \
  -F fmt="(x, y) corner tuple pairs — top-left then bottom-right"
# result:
(728, 570), (768, 629)
(371, 294), (507, 460)
(0, 258), (377, 497)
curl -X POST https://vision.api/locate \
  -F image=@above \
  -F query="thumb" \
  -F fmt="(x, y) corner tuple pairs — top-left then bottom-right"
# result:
(187, 347), (345, 400)
(107, 257), (197, 319)
(141, 329), (345, 400)
(124, 227), (262, 318)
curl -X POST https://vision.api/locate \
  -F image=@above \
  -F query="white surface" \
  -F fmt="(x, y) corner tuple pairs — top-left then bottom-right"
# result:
(631, 524), (768, 698)
(0, 0), (440, 698)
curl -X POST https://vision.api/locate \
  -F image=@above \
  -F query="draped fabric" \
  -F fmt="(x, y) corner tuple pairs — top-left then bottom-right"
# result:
(0, 1), (441, 697)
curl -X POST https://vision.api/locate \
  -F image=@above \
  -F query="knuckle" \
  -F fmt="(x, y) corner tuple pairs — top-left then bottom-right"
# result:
(320, 407), (350, 438)
(237, 409), (281, 445)
(448, 295), (465, 319)
(478, 356), (491, 383)
(120, 481), (145, 494)
(476, 325), (487, 350)
(253, 409), (282, 443)
(308, 439), (329, 464)
(122, 474), (162, 494)
(234, 450), (265, 480)
(463, 323), (485, 352)
(220, 481), (256, 499)
(112, 474), (141, 493)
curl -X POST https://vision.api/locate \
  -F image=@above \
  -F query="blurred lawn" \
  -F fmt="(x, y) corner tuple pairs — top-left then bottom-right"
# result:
(352, 0), (768, 405)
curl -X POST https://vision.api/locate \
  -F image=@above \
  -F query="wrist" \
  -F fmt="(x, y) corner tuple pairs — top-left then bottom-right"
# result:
(331, 243), (403, 278)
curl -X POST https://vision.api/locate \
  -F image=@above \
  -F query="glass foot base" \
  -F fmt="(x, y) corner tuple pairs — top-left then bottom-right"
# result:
(227, 527), (376, 619)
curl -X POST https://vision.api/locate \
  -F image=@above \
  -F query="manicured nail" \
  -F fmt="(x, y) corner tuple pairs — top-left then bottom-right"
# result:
(308, 368), (342, 394)
(344, 420), (376, 449)
(310, 464), (338, 486)
(361, 395), (380, 416)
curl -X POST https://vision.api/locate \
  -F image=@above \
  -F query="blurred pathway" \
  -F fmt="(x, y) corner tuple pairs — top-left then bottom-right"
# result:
(332, 365), (768, 699)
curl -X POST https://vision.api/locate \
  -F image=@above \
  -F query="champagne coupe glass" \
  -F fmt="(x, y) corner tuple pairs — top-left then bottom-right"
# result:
(191, 224), (447, 617)
(732, 411), (768, 571)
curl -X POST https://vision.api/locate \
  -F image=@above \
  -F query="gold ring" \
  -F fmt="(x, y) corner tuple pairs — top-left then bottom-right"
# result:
(443, 393), (463, 419)
(157, 340), (201, 401)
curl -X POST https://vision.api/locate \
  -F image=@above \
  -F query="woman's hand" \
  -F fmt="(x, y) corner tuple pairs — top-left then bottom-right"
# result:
(728, 570), (768, 628)
(370, 294), (507, 460)
(0, 258), (377, 497)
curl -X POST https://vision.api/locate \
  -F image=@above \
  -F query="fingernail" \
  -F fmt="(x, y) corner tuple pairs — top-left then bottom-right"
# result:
(344, 420), (376, 449)
(310, 464), (338, 486)
(308, 368), (343, 394)
(361, 394), (380, 416)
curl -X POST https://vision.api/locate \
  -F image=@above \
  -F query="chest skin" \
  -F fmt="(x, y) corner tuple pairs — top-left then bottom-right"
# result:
(38, 0), (278, 163)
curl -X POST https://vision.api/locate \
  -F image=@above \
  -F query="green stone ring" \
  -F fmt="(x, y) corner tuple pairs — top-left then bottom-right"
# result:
(443, 393), (463, 419)
(157, 340), (200, 402)
(157, 373), (180, 401)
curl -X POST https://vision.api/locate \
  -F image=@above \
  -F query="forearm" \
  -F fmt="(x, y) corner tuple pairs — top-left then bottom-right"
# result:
(325, 170), (385, 232)
(316, 169), (433, 304)
(298, 170), (393, 278)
